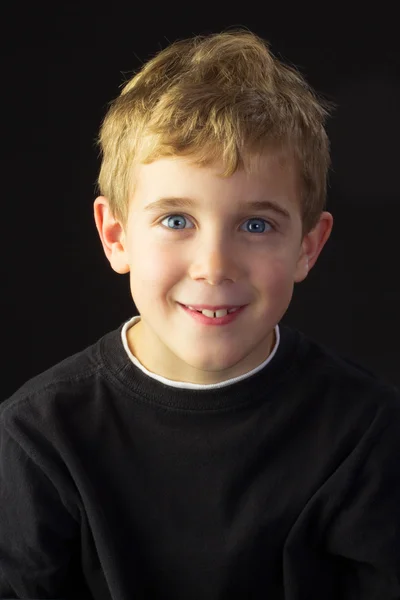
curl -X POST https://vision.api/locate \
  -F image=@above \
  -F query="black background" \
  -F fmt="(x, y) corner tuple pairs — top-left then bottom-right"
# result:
(3, 5), (400, 398)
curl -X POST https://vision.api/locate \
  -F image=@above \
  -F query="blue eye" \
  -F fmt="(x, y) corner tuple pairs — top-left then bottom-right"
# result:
(161, 214), (194, 230)
(160, 214), (273, 233)
(241, 218), (272, 233)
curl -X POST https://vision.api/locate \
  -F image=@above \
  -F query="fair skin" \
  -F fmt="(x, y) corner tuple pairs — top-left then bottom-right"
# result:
(94, 152), (333, 384)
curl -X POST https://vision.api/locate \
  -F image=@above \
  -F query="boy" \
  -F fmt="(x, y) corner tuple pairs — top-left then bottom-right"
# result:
(1, 29), (400, 600)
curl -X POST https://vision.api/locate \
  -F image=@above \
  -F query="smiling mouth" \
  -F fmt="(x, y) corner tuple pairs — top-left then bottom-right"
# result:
(178, 303), (243, 318)
(177, 302), (246, 319)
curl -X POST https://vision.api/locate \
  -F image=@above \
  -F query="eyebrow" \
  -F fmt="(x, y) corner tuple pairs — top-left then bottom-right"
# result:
(144, 197), (291, 220)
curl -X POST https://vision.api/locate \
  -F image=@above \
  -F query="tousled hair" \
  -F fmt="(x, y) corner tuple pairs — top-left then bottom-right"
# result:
(97, 29), (333, 234)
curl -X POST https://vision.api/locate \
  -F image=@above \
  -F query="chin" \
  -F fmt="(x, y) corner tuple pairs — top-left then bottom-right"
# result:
(177, 348), (246, 374)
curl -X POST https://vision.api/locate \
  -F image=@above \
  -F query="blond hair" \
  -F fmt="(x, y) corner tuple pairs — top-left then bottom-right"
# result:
(97, 29), (333, 234)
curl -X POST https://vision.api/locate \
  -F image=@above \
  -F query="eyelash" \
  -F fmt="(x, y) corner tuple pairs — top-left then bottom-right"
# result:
(158, 214), (276, 234)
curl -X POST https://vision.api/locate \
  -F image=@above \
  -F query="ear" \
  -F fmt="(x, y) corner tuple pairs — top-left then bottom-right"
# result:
(93, 196), (130, 274)
(294, 211), (333, 283)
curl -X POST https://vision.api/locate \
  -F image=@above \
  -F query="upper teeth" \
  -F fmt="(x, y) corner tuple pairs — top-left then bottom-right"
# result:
(186, 306), (239, 318)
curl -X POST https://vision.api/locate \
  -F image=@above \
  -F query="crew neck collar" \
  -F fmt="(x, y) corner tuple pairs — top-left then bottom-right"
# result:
(99, 318), (301, 412)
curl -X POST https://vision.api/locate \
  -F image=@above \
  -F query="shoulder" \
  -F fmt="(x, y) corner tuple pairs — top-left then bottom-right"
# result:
(286, 325), (400, 415)
(0, 325), (123, 427)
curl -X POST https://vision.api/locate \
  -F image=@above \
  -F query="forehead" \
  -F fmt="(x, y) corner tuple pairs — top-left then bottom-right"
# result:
(130, 151), (301, 211)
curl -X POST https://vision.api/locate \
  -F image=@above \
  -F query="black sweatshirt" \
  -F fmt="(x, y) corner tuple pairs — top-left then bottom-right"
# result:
(1, 319), (400, 600)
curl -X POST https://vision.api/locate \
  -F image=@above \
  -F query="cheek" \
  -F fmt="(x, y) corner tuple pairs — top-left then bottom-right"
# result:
(129, 238), (184, 288)
(256, 257), (296, 317)
(254, 253), (296, 287)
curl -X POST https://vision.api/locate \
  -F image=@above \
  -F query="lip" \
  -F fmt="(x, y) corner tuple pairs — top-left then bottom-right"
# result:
(180, 304), (244, 311)
(178, 303), (246, 326)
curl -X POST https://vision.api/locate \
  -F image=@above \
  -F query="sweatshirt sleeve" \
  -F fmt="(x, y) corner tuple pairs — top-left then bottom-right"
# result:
(0, 414), (84, 599)
(324, 392), (400, 599)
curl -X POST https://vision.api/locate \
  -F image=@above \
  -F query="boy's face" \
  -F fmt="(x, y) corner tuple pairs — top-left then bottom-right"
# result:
(94, 152), (332, 384)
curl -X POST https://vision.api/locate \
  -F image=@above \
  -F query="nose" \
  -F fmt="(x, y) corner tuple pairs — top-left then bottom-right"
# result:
(188, 236), (241, 285)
